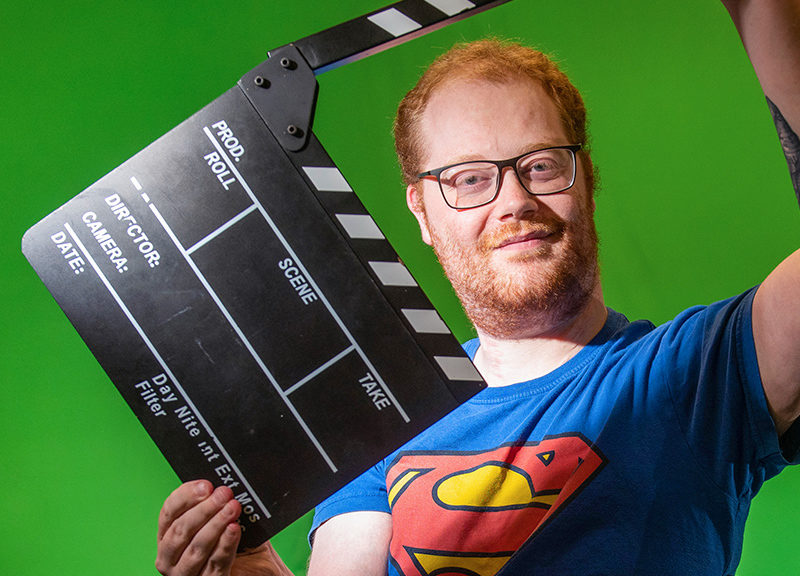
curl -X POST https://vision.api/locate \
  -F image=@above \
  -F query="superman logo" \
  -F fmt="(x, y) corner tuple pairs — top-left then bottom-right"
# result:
(385, 433), (606, 576)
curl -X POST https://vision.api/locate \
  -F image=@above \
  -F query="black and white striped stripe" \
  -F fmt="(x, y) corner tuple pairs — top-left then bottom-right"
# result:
(288, 0), (511, 74)
(296, 140), (480, 390)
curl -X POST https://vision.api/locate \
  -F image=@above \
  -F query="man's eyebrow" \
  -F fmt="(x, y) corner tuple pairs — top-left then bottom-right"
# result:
(445, 142), (563, 164)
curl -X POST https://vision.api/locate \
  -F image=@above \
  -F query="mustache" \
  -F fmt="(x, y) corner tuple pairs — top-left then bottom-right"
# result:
(479, 216), (567, 251)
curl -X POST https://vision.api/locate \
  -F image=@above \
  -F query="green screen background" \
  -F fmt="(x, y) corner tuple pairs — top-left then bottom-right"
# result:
(2, 1), (798, 574)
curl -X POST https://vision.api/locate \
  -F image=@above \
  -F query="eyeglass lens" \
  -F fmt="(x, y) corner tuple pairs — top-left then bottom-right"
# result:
(439, 148), (576, 208)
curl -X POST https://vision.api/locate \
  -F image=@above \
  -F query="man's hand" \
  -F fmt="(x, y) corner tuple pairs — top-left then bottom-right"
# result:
(155, 480), (293, 576)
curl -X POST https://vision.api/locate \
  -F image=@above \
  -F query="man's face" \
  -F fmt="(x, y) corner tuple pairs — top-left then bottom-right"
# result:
(407, 77), (599, 338)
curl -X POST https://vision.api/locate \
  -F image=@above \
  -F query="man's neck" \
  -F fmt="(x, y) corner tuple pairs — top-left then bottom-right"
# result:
(472, 286), (607, 387)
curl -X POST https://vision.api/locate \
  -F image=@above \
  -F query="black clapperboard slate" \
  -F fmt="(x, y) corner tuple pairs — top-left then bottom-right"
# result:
(23, 0), (509, 549)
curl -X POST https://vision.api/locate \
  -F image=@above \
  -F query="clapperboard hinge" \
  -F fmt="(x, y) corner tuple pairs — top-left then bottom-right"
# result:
(238, 44), (318, 153)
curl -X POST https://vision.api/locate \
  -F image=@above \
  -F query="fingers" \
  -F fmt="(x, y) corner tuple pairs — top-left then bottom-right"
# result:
(156, 480), (243, 576)
(201, 522), (242, 576)
(174, 498), (241, 574)
(158, 480), (213, 541)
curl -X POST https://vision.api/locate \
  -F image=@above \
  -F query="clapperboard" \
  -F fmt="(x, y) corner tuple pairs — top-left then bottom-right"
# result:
(23, 0), (508, 550)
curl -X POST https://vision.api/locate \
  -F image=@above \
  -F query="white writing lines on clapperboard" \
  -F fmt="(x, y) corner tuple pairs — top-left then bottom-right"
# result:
(199, 124), (410, 423)
(63, 220), (272, 521)
(186, 204), (258, 255)
(127, 126), (409, 474)
(145, 190), (340, 474)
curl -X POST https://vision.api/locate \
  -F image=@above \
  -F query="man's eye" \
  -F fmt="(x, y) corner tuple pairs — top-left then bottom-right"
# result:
(451, 171), (492, 189)
(459, 173), (483, 186)
(521, 157), (561, 180)
(524, 158), (557, 172)
(532, 160), (556, 171)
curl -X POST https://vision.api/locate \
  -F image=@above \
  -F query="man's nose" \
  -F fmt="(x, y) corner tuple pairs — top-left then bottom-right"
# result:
(496, 166), (537, 218)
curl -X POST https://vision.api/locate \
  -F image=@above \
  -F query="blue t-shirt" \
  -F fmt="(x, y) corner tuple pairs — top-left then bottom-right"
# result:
(311, 289), (794, 575)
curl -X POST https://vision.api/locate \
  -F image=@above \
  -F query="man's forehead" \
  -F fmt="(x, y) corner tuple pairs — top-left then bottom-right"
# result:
(420, 77), (567, 165)
(427, 73), (544, 104)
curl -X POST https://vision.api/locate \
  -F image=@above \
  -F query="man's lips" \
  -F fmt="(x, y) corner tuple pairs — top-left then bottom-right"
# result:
(495, 229), (555, 250)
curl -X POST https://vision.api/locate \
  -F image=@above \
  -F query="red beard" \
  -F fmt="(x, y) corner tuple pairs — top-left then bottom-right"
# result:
(427, 200), (599, 338)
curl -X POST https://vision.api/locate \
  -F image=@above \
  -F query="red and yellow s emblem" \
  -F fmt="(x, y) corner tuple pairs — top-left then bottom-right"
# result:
(385, 433), (606, 576)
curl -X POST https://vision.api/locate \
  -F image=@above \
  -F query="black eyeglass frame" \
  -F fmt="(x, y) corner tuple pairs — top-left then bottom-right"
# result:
(416, 144), (583, 210)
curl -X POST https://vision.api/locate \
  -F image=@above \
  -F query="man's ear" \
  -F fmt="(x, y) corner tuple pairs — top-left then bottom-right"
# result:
(406, 183), (433, 246)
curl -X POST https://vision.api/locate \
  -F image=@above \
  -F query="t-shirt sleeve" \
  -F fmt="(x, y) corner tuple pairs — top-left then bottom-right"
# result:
(657, 287), (795, 499)
(308, 460), (390, 546)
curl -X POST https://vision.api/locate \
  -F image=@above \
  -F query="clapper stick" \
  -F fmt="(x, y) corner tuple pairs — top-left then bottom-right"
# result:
(22, 0), (507, 550)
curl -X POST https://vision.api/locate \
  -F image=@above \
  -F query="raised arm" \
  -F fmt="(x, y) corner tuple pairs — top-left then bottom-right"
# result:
(721, 0), (800, 436)
(723, 0), (800, 195)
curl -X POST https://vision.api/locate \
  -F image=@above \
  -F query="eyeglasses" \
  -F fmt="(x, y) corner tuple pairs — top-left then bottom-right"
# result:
(417, 144), (582, 210)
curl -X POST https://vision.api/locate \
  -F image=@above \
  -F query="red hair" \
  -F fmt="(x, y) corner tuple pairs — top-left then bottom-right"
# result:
(394, 39), (593, 192)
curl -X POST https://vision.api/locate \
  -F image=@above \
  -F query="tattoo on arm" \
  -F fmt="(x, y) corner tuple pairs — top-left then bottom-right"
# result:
(766, 96), (800, 206)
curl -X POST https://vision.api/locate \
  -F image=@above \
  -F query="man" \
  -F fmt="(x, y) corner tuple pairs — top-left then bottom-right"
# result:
(155, 1), (800, 574)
